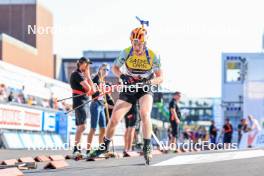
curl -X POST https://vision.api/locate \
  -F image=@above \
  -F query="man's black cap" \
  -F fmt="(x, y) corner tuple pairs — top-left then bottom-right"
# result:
(78, 57), (92, 64)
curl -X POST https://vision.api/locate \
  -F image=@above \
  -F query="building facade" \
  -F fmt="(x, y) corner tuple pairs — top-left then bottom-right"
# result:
(222, 53), (264, 130)
(0, 0), (54, 77)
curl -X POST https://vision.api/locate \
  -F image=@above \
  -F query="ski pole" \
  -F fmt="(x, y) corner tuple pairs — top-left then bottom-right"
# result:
(65, 92), (106, 115)
(99, 76), (116, 155)
(57, 93), (87, 102)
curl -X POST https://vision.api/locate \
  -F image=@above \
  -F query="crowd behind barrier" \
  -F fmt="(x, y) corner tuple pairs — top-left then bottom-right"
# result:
(0, 83), (72, 111)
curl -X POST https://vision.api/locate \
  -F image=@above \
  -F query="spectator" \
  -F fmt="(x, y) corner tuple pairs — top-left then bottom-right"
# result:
(183, 128), (190, 140)
(201, 127), (207, 141)
(238, 119), (246, 145)
(223, 118), (233, 149)
(17, 93), (26, 104)
(189, 130), (196, 142)
(242, 118), (249, 132)
(87, 63), (109, 155)
(8, 91), (15, 102)
(49, 93), (54, 108)
(0, 84), (7, 102)
(197, 126), (204, 141)
(27, 96), (36, 106)
(248, 115), (261, 132)
(247, 115), (261, 148)
(209, 120), (218, 144)
(19, 85), (26, 103)
(169, 91), (182, 152)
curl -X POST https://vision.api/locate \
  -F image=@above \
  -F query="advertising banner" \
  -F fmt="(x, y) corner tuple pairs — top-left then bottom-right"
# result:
(0, 104), (42, 131)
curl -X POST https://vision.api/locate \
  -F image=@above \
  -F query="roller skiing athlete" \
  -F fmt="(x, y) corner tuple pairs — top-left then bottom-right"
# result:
(89, 16), (163, 165)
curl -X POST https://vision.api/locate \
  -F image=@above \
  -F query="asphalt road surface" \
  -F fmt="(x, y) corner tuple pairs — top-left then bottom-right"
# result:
(1, 148), (263, 176)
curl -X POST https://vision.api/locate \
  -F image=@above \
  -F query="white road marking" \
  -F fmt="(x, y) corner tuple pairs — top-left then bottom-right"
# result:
(152, 150), (264, 166)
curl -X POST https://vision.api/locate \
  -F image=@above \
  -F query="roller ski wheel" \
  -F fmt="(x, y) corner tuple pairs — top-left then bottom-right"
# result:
(74, 152), (84, 161)
(145, 157), (150, 165)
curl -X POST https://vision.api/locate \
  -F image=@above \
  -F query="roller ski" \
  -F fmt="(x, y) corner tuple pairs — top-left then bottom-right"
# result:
(143, 144), (152, 165)
(86, 138), (112, 161)
(86, 150), (110, 161)
(65, 151), (85, 161)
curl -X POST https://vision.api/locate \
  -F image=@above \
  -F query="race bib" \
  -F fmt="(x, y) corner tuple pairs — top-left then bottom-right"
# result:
(125, 55), (153, 71)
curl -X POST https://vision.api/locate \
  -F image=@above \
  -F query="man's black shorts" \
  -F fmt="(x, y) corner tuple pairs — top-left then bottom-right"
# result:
(170, 120), (179, 138)
(119, 86), (153, 104)
(73, 95), (88, 126)
(223, 134), (232, 143)
(75, 106), (88, 126)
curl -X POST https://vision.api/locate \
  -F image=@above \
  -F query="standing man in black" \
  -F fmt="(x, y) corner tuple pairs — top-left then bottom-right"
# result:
(237, 119), (245, 145)
(169, 91), (182, 152)
(223, 118), (233, 149)
(70, 57), (94, 155)
(209, 120), (218, 145)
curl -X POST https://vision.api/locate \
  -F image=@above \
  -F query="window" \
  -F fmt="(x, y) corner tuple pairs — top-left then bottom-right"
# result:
(226, 61), (241, 82)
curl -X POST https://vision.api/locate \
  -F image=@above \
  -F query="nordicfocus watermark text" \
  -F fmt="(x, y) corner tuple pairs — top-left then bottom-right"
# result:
(28, 25), (53, 35)
(27, 141), (238, 151)
(27, 25), (105, 36)
(93, 83), (161, 94)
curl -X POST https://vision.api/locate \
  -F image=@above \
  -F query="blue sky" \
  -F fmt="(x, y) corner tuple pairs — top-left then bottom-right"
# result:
(39, 0), (264, 98)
